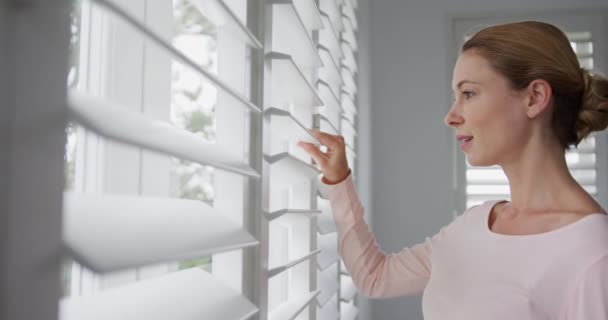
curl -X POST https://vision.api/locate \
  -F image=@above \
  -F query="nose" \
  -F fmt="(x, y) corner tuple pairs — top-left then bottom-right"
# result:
(444, 101), (464, 128)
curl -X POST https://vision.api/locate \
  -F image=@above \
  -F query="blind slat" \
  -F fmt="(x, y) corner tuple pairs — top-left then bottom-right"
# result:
(340, 0), (357, 31)
(265, 153), (321, 187)
(271, 0), (323, 70)
(341, 66), (357, 97)
(267, 52), (323, 109)
(340, 275), (357, 301)
(68, 91), (260, 178)
(341, 15), (358, 51)
(317, 232), (339, 270)
(318, 80), (344, 128)
(288, 0), (323, 32)
(320, 14), (344, 65)
(63, 192), (258, 273)
(317, 199), (338, 234)
(269, 291), (321, 320)
(341, 93), (357, 123)
(59, 268), (258, 320)
(266, 107), (320, 145)
(318, 294), (339, 320)
(269, 250), (322, 277)
(316, 114), (341, 135)
(319, 0), (344, 33)
(319, 46), (344, 98)
(316, 267), (339, 306)
(341, 89), (357, 115)
(340, 301), (359, 320)
(266, 208), (322, 221)
(341, 41), (358, 73)
(341, 118), (357, 140)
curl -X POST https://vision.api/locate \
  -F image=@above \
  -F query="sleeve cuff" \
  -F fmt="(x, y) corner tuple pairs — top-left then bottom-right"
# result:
(320, 169), (352, 186)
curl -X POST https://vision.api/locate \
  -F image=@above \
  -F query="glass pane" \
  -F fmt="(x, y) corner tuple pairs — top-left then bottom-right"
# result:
(170, 0), (216, 205)
(171, 0), (218, 141)
(64, 123), (78, 191)
(65, 0), (82, 191)
(62, 0), (82, 298)
(178, 256), (212, 273)
(171, 0), (218, 272)
(170, 159), (214, 204)
(67, 0), (82, 89)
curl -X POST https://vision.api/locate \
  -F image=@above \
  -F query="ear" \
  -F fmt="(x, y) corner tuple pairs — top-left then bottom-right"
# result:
(524, 79), (552, 119)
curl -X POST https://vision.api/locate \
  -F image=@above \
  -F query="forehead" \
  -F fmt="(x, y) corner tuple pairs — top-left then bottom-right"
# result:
(451, 51), (496, 89)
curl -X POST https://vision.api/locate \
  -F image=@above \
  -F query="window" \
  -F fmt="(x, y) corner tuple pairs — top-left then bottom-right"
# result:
(57, 0), (360, 319)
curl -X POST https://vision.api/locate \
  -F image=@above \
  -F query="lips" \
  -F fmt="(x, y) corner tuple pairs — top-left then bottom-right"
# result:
(456, 135), (473, 150)
(456, 135), (473, 142)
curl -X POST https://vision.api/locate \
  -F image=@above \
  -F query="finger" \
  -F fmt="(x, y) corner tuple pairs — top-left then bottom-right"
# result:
(297, 141), (328, 165)
(310, 129), (342, 149)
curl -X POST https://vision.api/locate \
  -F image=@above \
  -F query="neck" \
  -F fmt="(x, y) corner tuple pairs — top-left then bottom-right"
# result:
(499, 132), (593, 214)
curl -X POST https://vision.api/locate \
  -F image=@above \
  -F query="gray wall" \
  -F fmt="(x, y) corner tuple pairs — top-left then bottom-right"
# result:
(359, 0), (608, 319)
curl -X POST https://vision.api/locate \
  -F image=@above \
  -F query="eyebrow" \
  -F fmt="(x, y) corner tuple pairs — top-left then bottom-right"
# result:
(454, 80), (480, 90)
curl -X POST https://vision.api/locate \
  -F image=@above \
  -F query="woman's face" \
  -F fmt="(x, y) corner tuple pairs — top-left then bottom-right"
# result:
(445, 51), (530, 167)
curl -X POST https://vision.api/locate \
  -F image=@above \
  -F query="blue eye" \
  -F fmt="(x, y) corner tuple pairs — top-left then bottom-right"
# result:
(463, 91), (474, 99)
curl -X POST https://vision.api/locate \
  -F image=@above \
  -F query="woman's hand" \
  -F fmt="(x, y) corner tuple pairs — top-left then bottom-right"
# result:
(297, 129), (351, 184)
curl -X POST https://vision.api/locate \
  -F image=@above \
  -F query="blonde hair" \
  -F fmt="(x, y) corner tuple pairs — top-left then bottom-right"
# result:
(461, 21), (608, 149)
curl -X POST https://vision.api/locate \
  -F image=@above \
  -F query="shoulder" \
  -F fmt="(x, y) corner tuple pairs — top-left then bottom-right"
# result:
(436, 200), (499, 233)
(562, 254), (608, 319)
(572, 212), (608, 244)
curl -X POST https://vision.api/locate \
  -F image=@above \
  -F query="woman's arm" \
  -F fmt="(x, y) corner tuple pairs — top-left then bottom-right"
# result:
(323, 171), (447, 298)
(298, 129), (448, 298)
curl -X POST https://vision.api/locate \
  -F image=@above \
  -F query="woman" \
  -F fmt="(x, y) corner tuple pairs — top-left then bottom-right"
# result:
(298, 21), (608, 319)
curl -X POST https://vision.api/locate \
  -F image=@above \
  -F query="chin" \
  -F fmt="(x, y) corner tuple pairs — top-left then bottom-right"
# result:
(466, 153), (496, 167)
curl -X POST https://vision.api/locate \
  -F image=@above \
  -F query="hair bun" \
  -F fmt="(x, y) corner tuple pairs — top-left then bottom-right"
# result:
(575, 69), (608, 144)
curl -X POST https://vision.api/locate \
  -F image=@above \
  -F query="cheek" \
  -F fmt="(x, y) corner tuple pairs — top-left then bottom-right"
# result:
(471, 96), (527, 148)
(465, 95), (505, 131)
(466, 95), (526, 152)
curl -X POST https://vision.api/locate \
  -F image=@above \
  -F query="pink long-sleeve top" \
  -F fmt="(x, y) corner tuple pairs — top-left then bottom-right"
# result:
(323, 173), (608, 319)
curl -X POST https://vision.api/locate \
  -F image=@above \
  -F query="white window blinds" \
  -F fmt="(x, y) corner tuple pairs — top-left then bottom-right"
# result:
(316, 0), (360, 319)
(61, 0), (261, 319)
(465, 31), (599, 209)
(59, 0), (360, 319)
